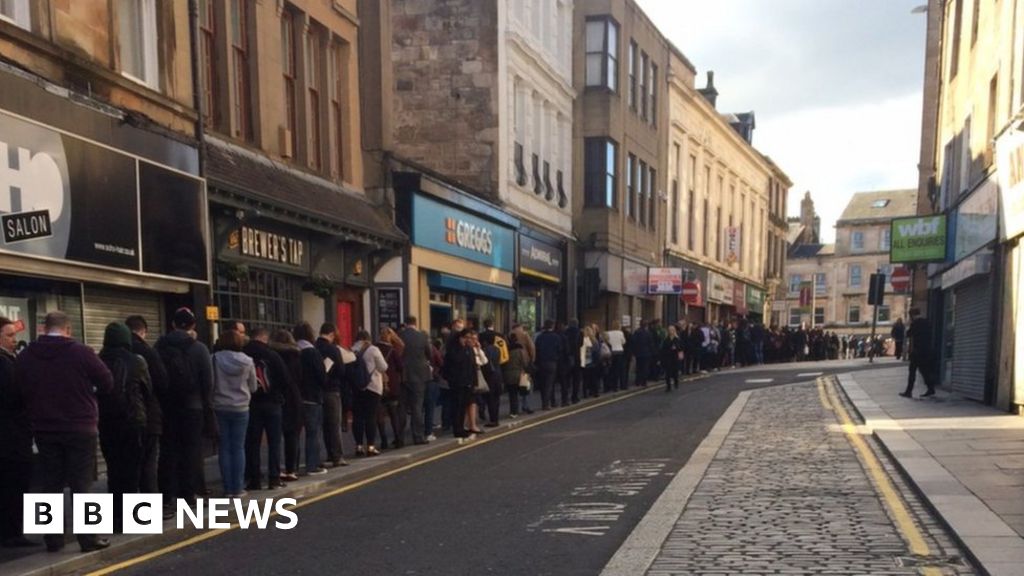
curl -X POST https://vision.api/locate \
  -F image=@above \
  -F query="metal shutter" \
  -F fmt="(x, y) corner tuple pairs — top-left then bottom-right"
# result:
(951, 277), (991, 401)
(82, 285), (164, 351)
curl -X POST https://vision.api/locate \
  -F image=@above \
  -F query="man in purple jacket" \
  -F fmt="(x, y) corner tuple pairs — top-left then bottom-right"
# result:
(16, 311), (113, 553)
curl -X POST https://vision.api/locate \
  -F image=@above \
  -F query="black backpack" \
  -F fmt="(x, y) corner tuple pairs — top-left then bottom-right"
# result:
(159, 339), (198, 400)
(102, 352), (147, 429)
(348, 347), (373, 391)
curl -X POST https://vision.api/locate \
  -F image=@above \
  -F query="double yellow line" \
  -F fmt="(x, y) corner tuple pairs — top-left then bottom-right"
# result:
(817, 377), (941, 576)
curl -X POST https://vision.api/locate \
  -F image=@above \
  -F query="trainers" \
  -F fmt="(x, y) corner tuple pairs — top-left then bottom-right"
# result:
(332, 458), (349, 467)
(426, 434), (437, 442)
(280, 472), (299, 482)
(306, 467), (327, 476)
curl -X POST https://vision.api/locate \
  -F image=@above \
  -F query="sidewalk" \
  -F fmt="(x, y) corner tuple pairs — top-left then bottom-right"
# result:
(839, 367), (1024, 576)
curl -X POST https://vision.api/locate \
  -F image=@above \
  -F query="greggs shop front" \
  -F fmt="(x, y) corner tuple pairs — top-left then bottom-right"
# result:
(394, 171), (518, 336)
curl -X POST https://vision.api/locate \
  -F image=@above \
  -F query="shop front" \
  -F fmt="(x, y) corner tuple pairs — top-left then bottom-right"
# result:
(663, 256), (707, 325)
(996, 125), (1024, 410)
(706, 271), (736, 324)
(395, 173), (518, 336)
(0, 93), (207, 349)
(517, 232), (565, 332)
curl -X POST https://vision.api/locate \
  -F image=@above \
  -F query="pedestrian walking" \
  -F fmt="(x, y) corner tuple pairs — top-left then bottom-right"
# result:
(211, 329), (257, 497)
(269, 330), (305, 482)
(352, 330), (387, 456)
(243, 327), (289, 490)
(125, 315), (168, 494)
(0, 316), (37, 548)
(399, 316), (432, 444)
(891, 318), (906, 361)
(293, 322), (327, 475)
(631, 322), (654, 386)
(16, 311), (113, 553)
(900, 309), (937, 398)
(661, 325), (683, 392)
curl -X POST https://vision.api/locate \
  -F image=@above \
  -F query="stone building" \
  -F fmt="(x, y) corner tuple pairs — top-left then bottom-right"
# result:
(360, 0), (576, 334)
(782, 189), (916, 335)
(663, 47), (783, 327)
(574, 0), (669, 329)
(915, 0), (1023, 407)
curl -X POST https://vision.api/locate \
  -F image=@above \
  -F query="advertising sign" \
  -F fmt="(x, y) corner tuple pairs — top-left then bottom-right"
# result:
(954, 176), (998, 260)
(996, 127), (1024, 240)
(890, 215), (947, 263)
(646, 267), (683, 295)
(519, 235), (562, 282)
(707, 272), (735, 305)
(733, 281), (747, 315)
(411, 194), (514, 271)
(623, 261), (649, 295)
(724, 227), (741, 266)
(0, 110), (207, 282)
(376, 287), (403, 331)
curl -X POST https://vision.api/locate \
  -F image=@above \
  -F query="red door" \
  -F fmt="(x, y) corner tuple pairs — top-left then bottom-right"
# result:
(336, 301), (353, 348)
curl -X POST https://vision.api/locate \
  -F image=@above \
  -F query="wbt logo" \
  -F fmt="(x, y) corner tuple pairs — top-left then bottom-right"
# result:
(24, 494), (298, 535)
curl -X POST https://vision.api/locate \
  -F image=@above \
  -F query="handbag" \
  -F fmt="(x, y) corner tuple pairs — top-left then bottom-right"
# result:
(474, 368), (489, 394)
(518, 372), (533, 393)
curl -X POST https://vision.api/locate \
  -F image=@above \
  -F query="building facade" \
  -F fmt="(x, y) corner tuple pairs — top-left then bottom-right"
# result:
(783, 190), (916, 335)
(573, 0), (669, 330)
(915, 0), (1023, 407)
(664, 49), (778, 327)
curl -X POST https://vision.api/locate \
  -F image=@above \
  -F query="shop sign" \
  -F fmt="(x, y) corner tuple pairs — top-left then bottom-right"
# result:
(954, 176), (998, 261)
(0, 297), (29, 330)
(733, 282), (747, 315)
(519, 235), (562, 282)
(746, 286), (764, 310)
(996, 127), (1024, 240)
(707, 272), (734, 305)
(412, 194), (513, 271)
(238, 226), (305, 267)
(890, 215), (947, 263)
(0, 110), (208, 282)
(647, 267), (682, 295)
(376, 287), (403, 331)
(681, 281), (703, 306)
(724, 227), (741, 266)
(623, 261), (649, 295)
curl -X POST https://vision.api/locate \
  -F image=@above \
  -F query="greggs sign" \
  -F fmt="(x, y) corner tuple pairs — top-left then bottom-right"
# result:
(445, 217), (494, 255)
(412, 194), (513, 271)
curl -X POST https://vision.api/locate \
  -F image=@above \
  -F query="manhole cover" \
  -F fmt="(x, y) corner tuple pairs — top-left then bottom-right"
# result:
(894, 554), (966, 568)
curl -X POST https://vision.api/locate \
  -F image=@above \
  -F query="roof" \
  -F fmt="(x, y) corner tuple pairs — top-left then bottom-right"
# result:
(818, 243), (836, 256)
(204, 136), (405, 246)
(837, 189), (917, 224)
(789, 243), (826, 259)
(786, 224), (806, 246)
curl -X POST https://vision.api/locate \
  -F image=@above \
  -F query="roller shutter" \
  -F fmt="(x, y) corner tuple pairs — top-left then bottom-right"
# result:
(82, 285), (164, 350)
(951, 277), (991, 401)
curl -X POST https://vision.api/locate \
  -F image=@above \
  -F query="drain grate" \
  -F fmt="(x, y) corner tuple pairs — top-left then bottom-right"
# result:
(894, 554), (967, 568)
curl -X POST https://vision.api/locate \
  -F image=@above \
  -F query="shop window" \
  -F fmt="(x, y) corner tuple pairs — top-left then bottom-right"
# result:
(214, 268), (301, 333)
(0, 276), (84, 348)
(788, 308), (801, 327)
(814, 307), (825, 326)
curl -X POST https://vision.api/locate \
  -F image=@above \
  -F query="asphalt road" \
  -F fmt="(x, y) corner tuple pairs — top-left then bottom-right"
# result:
(103, 359), (895, 576)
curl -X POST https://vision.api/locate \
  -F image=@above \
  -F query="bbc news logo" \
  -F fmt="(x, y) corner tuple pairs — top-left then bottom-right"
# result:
(24, 494), (298, 534)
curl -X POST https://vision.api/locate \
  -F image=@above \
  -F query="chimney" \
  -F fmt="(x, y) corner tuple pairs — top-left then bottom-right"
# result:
(698, 71), (718, 108)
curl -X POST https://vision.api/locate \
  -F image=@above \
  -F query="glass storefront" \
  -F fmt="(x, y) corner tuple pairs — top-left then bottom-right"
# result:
(213, 267), (302, 332)
(0, 274), (84, 348)
(429, 290), (508, 335)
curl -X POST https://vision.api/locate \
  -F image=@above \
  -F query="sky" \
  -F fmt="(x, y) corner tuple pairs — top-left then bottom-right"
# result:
(636, 0), (928, 243)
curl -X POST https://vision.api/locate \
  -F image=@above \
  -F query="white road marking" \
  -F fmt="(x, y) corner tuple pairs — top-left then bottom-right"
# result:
(745, 378), (774, 383)
(798, 372), (824, 377)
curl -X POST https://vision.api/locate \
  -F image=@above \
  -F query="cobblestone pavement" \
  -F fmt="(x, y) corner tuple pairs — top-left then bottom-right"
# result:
(646, 382), (975, 576)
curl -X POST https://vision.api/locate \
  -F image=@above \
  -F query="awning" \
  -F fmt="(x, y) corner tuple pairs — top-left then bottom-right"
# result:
(205, 136), (406, 247)
(427, 272), (515, 301)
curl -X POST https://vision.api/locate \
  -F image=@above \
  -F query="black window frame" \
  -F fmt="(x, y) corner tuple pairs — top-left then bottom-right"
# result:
(584, 16), (619, 92)
(584, 137), (618, 209)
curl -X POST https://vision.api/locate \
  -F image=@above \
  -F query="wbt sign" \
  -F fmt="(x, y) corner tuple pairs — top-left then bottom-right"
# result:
(890, 215), (948, 263)
(24, 494), (298, 534)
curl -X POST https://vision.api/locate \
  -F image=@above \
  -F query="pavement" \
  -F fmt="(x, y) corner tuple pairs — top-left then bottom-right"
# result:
(838, 366), (1024, 576)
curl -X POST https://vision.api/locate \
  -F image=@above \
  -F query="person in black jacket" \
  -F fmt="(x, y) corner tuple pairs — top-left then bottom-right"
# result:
(901, 309), (937, 398)
(534, 320), (564, 410)
(293, 322), (327, 475)
(443, 328), (476, 441)
(563, 320), (583, 405)
(630, 322), (654, 387)
(315, 324), (347, 467)
(125, 315), (168, 495)
(270, 330), (305, 482)
(244, 328), (290, 489)
(0, 317), (37, 548)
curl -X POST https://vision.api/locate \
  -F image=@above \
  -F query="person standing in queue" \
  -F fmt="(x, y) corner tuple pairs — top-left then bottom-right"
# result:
(0, 317), (36, 548)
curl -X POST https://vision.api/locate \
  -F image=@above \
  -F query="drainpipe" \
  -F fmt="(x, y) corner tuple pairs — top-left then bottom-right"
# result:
(187, 0), (213, 342)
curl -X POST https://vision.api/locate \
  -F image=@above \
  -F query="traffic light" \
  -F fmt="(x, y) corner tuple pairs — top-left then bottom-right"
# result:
(868, 273), (886, 306)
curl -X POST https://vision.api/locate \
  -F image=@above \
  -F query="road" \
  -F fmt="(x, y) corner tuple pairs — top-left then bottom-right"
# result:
(93, 360), (909, 576)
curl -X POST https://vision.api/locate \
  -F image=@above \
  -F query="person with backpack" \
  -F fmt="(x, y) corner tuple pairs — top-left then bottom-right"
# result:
(125, 315), (168, 495)
(16, 311), (113, 553)
(269, 330), (305, 482)
(211, 329), (257, 497)
(399, 316), (432, 445)
(156, 307), (213, 507)
(293, 322), (327, 475)
(243, 327), (289, 490)
(315, 323), (347, 468)
(98, 322), (150, 532)
(351, 330), (387, 456)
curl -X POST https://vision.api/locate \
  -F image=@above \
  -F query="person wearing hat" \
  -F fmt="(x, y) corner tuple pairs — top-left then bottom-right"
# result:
(98, 322), (152, 532)
(155, 307), (213, 506)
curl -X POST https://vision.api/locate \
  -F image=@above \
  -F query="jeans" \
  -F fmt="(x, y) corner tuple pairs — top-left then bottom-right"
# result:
(302, 402), (323, 472)
(35, 432), (99, 550)
(753, 342), (764, 365)
(403, 379), (427, 443)
(322, 392), (343, 462)
(610, 353), (626, 390)
(245, 401), (282, 487)
(352, 390), (381, 448)
(215, 410), (249, 495)
(424, 380), (440, 436)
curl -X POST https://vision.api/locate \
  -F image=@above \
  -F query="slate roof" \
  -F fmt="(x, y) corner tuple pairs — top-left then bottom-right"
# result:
(789, 243), (826, 259)
(837, 189), (917, 224)
(204, 136), (405, 245)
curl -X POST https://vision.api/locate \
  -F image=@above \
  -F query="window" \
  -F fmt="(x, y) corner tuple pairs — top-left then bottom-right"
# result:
(687, 155), (696, 251)
(881, 228), (891, 251)
(306, 27), (323, 170)
(987, 72), (998, 162)
(584, 138), (617, 208)
(638, 160), (647, 225)
(814, 307), (825, 326)
(648, 167), (656, 230)
(702, 198), (709, 256)
(0, 0), (30, 30)
(851, 231), (864, 251)
(514, 85), (526, 185)
(639, 51), (648, 119)
(628, 40), (637, 110)
(849, 264), (862, 288)
(848, 305), (861, 324)
(626, 155), (635, 219)
(532, 153), (542, 194)
(230, 0), (253, 141)
(789, 275), (801, 294)
(543, 160), (553, 201)
(200, 0), (219, 127)
(649, 63), (657, 125)
(556, 170), (567, 208)
(877, 305), (891, 323)
(329, 42), (346, 179)
(670, 180), (679, 244)
(970, 0), (979, 46)
(118, 0), (160, 89)
(950, 0), (963, 77)
(789, 308), (801, 327)
(585, 18), (618, 90)
(815, 272), (826, 295)
(715, 206), (722, 260)
(514, 143), (527, 186)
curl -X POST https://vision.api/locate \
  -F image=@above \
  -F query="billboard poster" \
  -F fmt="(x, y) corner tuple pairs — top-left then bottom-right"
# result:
(890, 215), (947, 263)
(724, 226), (741, 266)
(646, 267), (683, 295)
